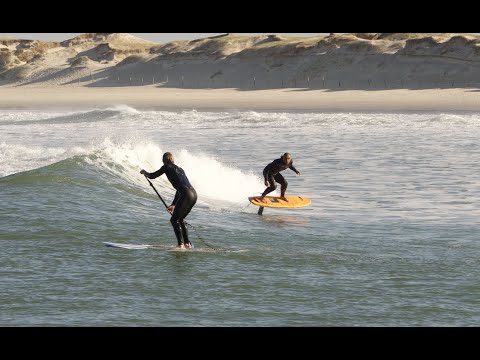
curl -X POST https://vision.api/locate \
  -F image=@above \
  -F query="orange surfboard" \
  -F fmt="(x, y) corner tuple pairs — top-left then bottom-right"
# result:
(248, 195), (311, 208)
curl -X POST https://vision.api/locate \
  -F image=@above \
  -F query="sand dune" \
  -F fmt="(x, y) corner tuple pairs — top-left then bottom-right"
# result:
(1, 33), (480, 90)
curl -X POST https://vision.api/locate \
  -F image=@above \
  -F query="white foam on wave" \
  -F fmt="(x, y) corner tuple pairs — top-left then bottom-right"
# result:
(105, 104), (140, 114)
(88, 139), (264, 207)
(0, 142), (89, 177)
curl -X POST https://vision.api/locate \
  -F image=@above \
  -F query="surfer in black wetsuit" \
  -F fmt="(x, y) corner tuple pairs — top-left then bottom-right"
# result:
(140, 152), (197, 249)
(258, 153), (301, 203)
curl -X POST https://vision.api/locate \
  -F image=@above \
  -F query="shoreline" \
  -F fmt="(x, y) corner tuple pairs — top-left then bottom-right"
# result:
(0, 86), (479, 112)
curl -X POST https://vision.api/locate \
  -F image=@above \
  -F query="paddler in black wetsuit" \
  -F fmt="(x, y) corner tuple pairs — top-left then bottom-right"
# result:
(140, 152), (197, 249)
(257, 152), (301, 203)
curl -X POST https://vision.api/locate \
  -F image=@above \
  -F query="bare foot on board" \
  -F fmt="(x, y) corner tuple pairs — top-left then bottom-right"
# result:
(255, 197), (268, 204)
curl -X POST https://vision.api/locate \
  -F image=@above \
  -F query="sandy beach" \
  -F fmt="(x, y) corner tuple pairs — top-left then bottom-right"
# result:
(0, 86), (479, 112)
(2, 33), (480, 112)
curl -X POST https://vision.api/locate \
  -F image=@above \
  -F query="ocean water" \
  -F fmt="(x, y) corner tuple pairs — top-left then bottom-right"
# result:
(1, 106), (479, 326)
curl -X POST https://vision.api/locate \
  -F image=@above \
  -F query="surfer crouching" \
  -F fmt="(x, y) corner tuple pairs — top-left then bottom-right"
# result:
(257, 153), (301, 203)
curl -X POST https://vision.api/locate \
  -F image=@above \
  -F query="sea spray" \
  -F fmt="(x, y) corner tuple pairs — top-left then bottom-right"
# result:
(86, 139), (264, 207)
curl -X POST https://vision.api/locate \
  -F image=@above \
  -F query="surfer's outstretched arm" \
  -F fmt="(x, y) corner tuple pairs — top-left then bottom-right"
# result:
(289, 164), (300, 175)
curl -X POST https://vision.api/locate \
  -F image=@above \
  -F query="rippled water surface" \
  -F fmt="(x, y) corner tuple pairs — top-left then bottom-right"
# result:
(1, 107), (479, 326)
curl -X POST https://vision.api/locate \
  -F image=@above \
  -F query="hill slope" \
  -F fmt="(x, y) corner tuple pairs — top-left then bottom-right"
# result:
(1, 33), (479, 89)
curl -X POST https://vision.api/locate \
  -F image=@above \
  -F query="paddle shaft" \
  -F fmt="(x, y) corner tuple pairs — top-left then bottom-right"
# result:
(144, 174), (169, 209)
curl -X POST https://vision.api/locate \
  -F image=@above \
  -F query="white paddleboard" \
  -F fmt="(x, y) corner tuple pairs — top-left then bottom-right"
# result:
(104, 242), (174, 250)
(103, 242), (247, 253)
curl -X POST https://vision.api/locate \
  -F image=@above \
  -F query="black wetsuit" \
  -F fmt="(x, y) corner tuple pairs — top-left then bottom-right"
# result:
(261, 158), (299, 197)
(144, 164), (197, 247)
